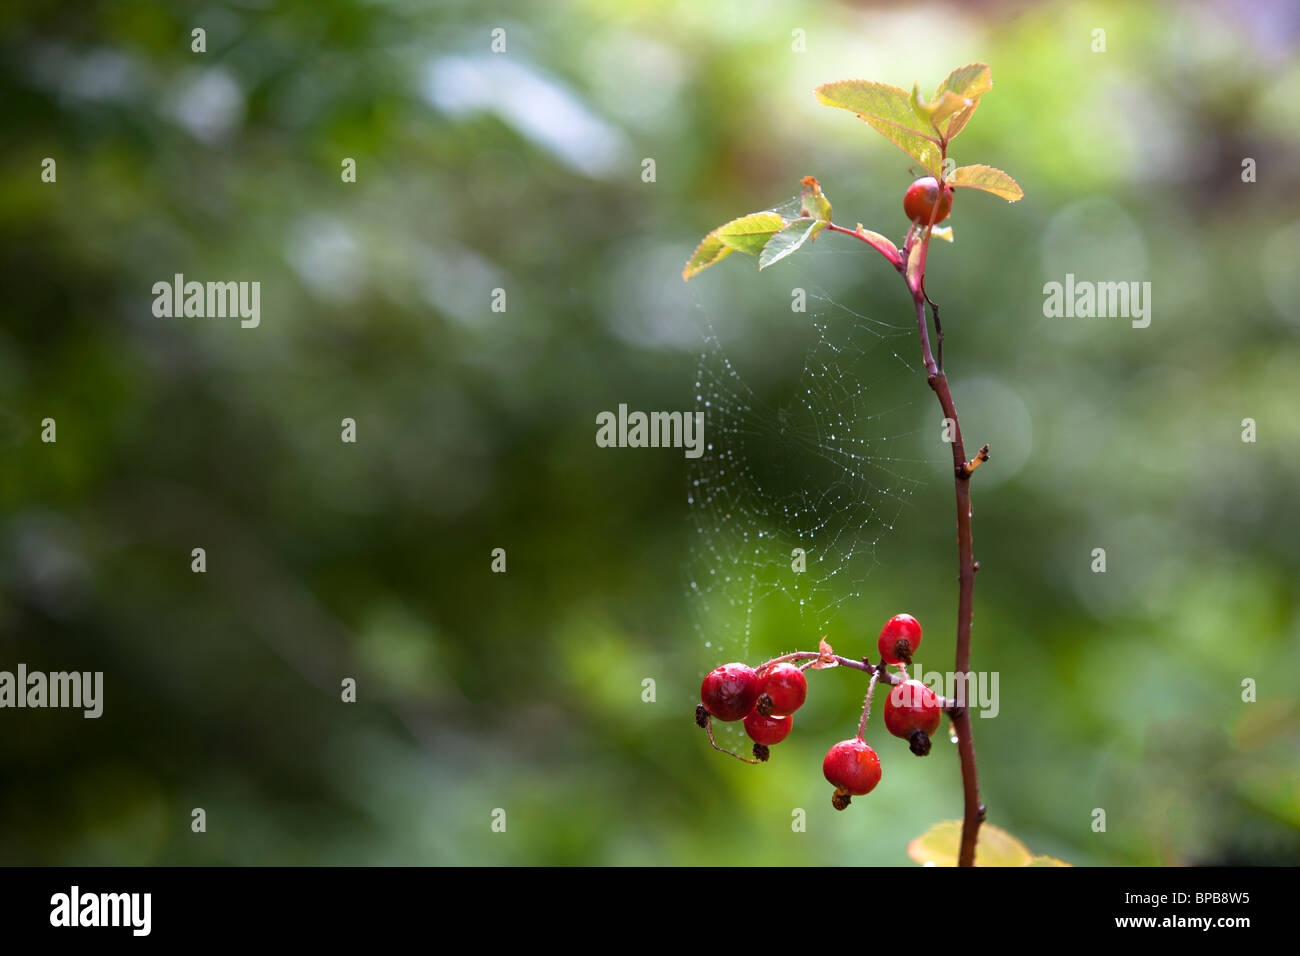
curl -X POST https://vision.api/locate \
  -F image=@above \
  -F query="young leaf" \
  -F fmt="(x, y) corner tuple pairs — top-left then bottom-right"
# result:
(933, 63), (992, 141)
(682, 233), (734, 280)
(910, 83), (970, 133)
(946, 164), (1024, 201)
(934, 62), (993, 102)
(908, 82), (935, 128)
(799, 176), (832, 222)
(712, 211), (786, 255)
(815, 79), (943, 177)
(808, 635), (837, 669)
(759, 217), (823, 270)
(929, 91), (971, 127)
(907, 820), (1035, 867)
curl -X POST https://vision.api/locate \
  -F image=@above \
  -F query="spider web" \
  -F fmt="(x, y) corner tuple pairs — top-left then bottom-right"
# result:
(685, 230), (932, 677)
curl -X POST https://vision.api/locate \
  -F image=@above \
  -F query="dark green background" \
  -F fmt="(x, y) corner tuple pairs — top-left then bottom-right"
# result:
(2, 0), (1297, 865)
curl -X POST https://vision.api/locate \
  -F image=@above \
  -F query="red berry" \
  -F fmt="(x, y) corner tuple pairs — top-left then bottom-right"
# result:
(744, 710), (792, 746)
(878, 613), (922, 665)
(903, 176), (952, 225)
(822, 739), (882, 796)
(700, 663), (760, 721)
(757, 663), (808, 716)
(883, 680), (942, 756)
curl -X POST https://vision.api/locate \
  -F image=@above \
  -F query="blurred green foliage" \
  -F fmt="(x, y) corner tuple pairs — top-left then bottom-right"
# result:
(1, 0), (1298, 865)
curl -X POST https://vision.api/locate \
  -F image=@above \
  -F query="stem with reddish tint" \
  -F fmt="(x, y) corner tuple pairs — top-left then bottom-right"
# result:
(904, 225), (985, 868)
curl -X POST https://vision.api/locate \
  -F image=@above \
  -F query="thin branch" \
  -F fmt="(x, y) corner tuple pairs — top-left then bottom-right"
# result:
(908, 268), (984, 866)
(757, 650), (875, 674)
(925, 286), (944, 372)
(746, 650), (959, 705)
(855, 671), (880, 740)
(831, 205), (987, 864)
(911, 287), (939, 379)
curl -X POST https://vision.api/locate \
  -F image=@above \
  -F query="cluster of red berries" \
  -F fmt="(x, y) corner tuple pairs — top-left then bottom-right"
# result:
(695, 660), (808, 762)
(697, 613), (945, 810)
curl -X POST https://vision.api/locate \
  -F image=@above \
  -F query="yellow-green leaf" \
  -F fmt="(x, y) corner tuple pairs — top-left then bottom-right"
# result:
(682, 233), (734, 280)
(906, 820), (1034, 867)
(909, 82), (935, 127)
(933, 63), (992, 141)
(947, 164), (1024, 201)
(758, 217), (822, 270)
(815, 79), (943, 177)
(930, 91), (971, 126)
(1027, 855), (1072, 867)
(911, 83), (970, 132)
(683, 211), (789, 280)
(713, 211), (786, 255)
(934, 62), (992, 102)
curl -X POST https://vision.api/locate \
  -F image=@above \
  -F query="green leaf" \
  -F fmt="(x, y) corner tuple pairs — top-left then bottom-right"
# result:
(758, 217), (822, 270)
(682, 232), (734, 280)
(799, 176), (832, 222)
(929, 91), (971, 126)
(906, 821), (1034, 867)
(910, 83), (970, 133)
(934, 62), (993, 102)
(815, 79), (943, 177)
(947, 164), (1024, 201)
(1027, 855), (1072, 867)
(908, 82), (935, 128)
(683, 211), (788, 280)
(712, 211), (786, 255)
(932, 63), (992, 141)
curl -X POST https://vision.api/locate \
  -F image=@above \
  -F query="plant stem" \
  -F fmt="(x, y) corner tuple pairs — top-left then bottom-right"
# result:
(792, 212), (989, 864)
(906, 233), (984, 868)
(855, 671), (880, 741)
(752, 650), (963, 710)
